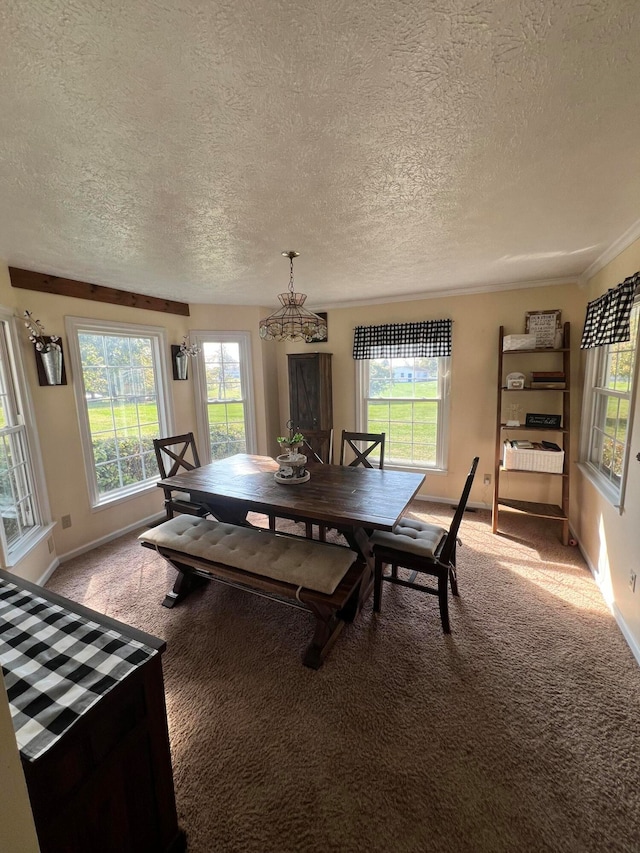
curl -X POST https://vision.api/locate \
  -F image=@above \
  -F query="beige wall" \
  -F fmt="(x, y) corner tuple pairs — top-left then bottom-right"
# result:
(575, 240), (640, 655)
(274, 282), (586, 511)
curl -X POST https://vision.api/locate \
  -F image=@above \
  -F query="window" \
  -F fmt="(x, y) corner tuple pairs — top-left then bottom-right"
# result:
(580, 299), (639, 507)
(0, 311), (50, 565)
(66, 318), (172, 508)
(191, 332), (256, 462)
(357, 356), (450, 469)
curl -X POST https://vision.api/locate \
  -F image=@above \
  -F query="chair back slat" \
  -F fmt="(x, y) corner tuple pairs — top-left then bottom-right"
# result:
(153, 433), (201, 479)
(339, 430), (386, 469)
(439, 457), (479, 566)
(301, 428), (334, 464)
(152, 433), (210, 520)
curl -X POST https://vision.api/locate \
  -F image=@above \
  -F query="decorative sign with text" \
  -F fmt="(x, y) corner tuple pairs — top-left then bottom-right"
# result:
(524, 310), (562, 348)
(525, 413), (562, 428)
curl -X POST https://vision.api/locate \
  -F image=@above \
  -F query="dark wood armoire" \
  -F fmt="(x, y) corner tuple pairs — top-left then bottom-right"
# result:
(287, 353), (333, 462)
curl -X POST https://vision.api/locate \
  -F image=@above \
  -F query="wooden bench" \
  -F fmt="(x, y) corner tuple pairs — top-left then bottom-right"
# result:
(139, 516), (368, 669)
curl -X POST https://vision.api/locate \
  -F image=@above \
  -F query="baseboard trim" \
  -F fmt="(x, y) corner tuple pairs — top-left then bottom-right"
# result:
(413, 494), (489, 511)
(57, 511), (166, 565)
(36, 556), (61, 587)
(577, 541), (640, 667)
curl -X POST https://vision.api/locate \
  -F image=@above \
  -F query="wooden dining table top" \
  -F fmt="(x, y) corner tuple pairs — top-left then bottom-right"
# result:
(158, 453), (425, 532)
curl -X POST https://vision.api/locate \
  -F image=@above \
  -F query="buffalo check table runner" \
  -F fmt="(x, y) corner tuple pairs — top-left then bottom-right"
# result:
(0, 578), (157, 762)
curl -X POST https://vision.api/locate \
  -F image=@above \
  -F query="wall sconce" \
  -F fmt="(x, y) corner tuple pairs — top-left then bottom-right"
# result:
(23, 310), (66, 386)
(171, 335), (200, 380)
(171, 346), (189, 380)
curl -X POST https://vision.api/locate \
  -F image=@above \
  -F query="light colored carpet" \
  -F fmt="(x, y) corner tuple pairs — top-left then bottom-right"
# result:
(46, 504), (640, 852)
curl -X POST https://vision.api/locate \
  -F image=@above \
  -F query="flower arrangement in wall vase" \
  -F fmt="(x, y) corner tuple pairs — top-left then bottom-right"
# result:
(23, 310), (65, 385)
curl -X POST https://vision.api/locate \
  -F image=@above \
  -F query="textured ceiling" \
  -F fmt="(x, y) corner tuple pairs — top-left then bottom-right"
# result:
(1, 0), (640, 308)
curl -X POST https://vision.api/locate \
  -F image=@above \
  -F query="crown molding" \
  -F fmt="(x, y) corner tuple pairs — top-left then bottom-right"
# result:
(316, 275), (578, 311)
(579, 217), (640, 285)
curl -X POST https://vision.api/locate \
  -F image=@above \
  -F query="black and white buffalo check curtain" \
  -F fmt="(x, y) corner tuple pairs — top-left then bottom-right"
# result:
(580, 272), (639, 349)
(353, 319), (452, 359)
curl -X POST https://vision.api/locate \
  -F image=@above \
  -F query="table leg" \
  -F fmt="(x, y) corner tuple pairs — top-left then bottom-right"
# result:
(341, 526), (375, 609)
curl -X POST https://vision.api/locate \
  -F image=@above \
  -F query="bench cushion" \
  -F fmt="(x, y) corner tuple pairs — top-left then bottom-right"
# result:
(370, 517), (446, 558)
(139, 516), (357, 596)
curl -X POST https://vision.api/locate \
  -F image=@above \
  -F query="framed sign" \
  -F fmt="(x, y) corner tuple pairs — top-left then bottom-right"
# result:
(525, 310), (562, 348)
(525, 413), (562, 428)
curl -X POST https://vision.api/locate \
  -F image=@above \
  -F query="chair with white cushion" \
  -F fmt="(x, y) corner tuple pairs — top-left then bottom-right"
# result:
(371, 457), (479, 633)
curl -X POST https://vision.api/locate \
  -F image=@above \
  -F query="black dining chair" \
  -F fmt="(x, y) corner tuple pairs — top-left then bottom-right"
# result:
(302, 428), (334, 465)
(339, 430), (385, 469)
(371, 456), (479, 633)
(153, 433), (210, 520)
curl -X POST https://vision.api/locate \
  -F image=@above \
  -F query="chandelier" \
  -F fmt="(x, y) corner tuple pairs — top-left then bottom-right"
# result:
(259, 251), (328, 342)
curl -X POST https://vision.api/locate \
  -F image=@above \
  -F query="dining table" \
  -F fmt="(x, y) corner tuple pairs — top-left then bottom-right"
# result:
(157, 453), (426, 590)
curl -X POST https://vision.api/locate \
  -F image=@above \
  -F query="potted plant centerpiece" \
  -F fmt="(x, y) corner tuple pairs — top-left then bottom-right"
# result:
(275, 422), (309, 484)
(23, 310), (62, 385)
(277, 431), (305, 456)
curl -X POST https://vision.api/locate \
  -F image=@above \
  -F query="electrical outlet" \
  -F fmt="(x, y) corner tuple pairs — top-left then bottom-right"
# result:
(61, 514), (72, 529)
(630, 572), (637, 593)
(47, 537), (54, 554)
(483, 473), (491, 486)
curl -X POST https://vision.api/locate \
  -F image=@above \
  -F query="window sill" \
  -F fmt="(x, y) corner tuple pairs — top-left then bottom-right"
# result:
(4, 522), (56, 568)
(91, 480), (159, 512)
(385, 463), (448, 476)
(576, 462), (623, 513)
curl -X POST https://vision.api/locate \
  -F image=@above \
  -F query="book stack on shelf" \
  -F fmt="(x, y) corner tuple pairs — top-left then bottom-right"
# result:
(530, 370), (566, 389)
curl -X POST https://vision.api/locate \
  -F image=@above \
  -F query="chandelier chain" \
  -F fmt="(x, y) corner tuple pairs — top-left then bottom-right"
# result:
(289, 255), (295, 293)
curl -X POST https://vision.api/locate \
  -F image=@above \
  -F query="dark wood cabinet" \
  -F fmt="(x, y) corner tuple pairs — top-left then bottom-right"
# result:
(288, 353), (333, 464)
(0, 570), (184, 853)
(288, 352), (333, 432)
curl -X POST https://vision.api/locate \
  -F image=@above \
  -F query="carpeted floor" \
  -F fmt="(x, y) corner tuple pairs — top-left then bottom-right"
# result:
(46, 504), (640, 853)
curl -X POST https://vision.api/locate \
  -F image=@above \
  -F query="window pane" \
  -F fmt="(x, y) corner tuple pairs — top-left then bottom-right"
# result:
(78, 330), (163, 500)
(365, 357), (447, 467)
(203, 341), (247, 459)
(0, 430), (37, 548)
(0, 322), (42, 559)
(585, 303), (639, 501)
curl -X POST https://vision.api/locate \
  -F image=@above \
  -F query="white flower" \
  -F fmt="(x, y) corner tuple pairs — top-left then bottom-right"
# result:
(23, 310), (59, 352)
(179, 334), (200, 357)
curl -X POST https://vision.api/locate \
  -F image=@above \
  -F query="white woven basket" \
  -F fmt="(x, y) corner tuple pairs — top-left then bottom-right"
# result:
(503, 442), (564, 473)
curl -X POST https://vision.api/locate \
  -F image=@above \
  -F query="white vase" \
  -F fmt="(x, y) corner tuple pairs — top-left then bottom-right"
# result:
(39, 345), (63, 385)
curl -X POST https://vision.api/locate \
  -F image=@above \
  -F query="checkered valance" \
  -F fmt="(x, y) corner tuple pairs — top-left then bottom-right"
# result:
(353, 320), (452, 359)
(580, 272), (639, 349)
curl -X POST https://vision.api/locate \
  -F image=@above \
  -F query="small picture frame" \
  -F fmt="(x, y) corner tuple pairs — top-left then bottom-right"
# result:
(506, 372), (525, 390)
(525, 310), (562, 348)
(305, 312), (328, 344)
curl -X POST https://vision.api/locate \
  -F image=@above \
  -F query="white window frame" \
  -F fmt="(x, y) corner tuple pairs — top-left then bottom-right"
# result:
(0, 308), (53, 566)
(190, 331), (257, 464)
(579, 298), (639, 511)
(65, 316), (174, 510)
(356, 356), (451, 472)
